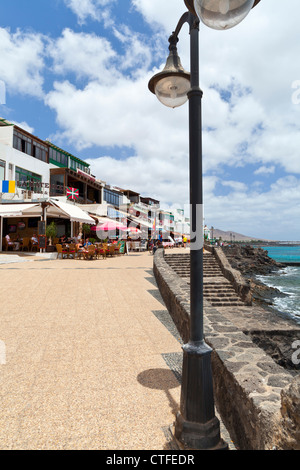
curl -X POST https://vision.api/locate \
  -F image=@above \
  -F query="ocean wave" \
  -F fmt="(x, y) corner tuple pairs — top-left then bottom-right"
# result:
(273, 297), (300, 323)
(256, 267), (300, 324)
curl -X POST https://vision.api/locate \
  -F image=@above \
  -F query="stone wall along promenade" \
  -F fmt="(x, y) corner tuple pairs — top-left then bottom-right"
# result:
(153, 248), (300, 450)
(205, 244), (252, 305)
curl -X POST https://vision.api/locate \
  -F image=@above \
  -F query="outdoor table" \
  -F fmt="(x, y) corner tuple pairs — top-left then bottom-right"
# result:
(62, 244), (76, 259)
(13, 241), (21, 251)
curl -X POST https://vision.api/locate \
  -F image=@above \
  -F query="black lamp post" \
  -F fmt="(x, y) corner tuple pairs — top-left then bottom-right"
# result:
(149, 0), (261, 450)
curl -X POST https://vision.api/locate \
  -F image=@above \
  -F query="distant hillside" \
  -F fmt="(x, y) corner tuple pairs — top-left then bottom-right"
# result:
(211, 228), (269, 242)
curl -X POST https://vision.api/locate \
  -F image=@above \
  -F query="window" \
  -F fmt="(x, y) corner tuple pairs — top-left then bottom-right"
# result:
(0, 160), (5, 180)
(8, 163), (13, 180)
(15, 167), (42, 191)
(70, 158), (77, 171)
(13, 131), (32, 155)
(13, 130), (48, 162)
(49, 147), (68, 167)
(69, 156), (90, 173)
(33, 142), (47, 162)
(104, 189), (121, 207)
(50, 173), (64, 195)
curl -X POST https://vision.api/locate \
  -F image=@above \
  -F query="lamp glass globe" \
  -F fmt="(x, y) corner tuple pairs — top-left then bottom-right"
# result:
(155, 75), (190, 108)
(194, 0), (255, 30)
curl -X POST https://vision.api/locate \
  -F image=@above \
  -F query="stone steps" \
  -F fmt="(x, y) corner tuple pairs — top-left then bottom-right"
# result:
(164, 252), (245, 307)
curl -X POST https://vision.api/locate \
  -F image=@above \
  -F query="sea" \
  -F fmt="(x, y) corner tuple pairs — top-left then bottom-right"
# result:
(256, 245), (300, 325)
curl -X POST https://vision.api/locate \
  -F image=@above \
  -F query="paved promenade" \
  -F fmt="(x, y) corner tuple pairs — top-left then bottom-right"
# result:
(0, 250), (187, 450)
(0, 249), (233, 450)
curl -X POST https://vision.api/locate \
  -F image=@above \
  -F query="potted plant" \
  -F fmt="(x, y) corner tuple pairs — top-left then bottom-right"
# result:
(82, 223), (91, 242)
(46, 221), (57, 251)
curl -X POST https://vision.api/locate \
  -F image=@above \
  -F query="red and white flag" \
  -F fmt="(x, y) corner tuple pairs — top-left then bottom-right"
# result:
(66, 187), (79, 200)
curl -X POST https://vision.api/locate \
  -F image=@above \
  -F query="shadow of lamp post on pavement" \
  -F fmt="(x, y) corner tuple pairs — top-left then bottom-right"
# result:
(148, 0), (262, 450)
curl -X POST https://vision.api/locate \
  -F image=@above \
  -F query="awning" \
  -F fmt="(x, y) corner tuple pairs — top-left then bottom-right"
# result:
(91, 215), (111, 224)
(0, 201), (104, 225)
(49, 199), (94, 224)
(0, 203), (41, 217)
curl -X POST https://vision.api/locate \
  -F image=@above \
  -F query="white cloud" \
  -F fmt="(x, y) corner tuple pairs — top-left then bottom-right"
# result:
(47, 28), (117, 83)
(221, 180), (248, 193)
(10, 120), (34, 134)
(0, 28), (45, 97)
(112, 25), (153, 74)
(254, 166), (275, 176)
(204, 176), (300, 240)
(63, 0), (115, 25)
(45, 73), (189, 206)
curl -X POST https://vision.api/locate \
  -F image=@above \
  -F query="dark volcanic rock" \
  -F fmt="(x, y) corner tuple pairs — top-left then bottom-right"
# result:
(222, 245), (287, 307)
(249, 278), (287, 306)
(249, 330), (300, 371)
(222, 245), (284, 276)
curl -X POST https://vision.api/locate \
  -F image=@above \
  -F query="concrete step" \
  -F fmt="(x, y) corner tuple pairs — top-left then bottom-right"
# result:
(164, 252), (246, 307)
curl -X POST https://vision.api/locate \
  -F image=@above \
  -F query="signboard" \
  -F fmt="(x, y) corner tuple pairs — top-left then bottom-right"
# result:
(38, 236), (47, 249)
(38, 221), (46, 236)
(118, 240), (126, 254)
(77, 169), (96, 181)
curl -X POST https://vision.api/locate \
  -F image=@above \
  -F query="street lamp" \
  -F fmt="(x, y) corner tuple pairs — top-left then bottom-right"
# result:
(149, 0), (261, 450)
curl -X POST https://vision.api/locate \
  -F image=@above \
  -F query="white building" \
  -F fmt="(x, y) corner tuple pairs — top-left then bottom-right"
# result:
(0, 118), (96, 250)
(0, 117), (191, 250)
(0, 119), (51, 202)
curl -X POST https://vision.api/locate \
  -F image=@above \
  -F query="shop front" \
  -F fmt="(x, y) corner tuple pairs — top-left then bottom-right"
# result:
(0, 200), (95, 252)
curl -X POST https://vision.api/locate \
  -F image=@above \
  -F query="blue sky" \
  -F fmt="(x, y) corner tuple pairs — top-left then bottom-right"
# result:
(0, 0), (300, 241)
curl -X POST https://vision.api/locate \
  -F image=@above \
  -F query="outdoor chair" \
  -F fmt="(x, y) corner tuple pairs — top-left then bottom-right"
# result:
(3, 238), (13, 251)
(113, 243), (119, 254)
(67, 243), (76, 259)
(113, 241), (125, 255)
(97, 243), (107, 259)
(108, 245), (115, 256)
(140, 240), (147, 251)
(30, 240), (39, 252)
(56, 244), (69, 259)
(84, 245), (96, 260)
(21, 237), (30, 251)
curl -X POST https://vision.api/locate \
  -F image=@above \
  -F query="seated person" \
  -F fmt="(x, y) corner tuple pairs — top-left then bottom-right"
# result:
(73, 233), (81, 243)
(75, 236), (84, 250)
(83, 238), (92, 248)
(31, 233), (38, 244)
(5, 234), (14, 247)
(59, 235), (67, 244)
(14, 234), (21, 251)
(152, 240), (161, 255)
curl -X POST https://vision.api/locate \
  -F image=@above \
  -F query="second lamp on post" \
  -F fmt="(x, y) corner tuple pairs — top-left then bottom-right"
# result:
(149, 0), (261, 450)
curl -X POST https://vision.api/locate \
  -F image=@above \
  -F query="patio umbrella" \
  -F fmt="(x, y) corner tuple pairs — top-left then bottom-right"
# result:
(97, 221), (127, 231)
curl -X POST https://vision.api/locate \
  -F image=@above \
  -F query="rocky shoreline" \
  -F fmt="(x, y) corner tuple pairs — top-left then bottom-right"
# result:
(221, 244), (288, 308)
